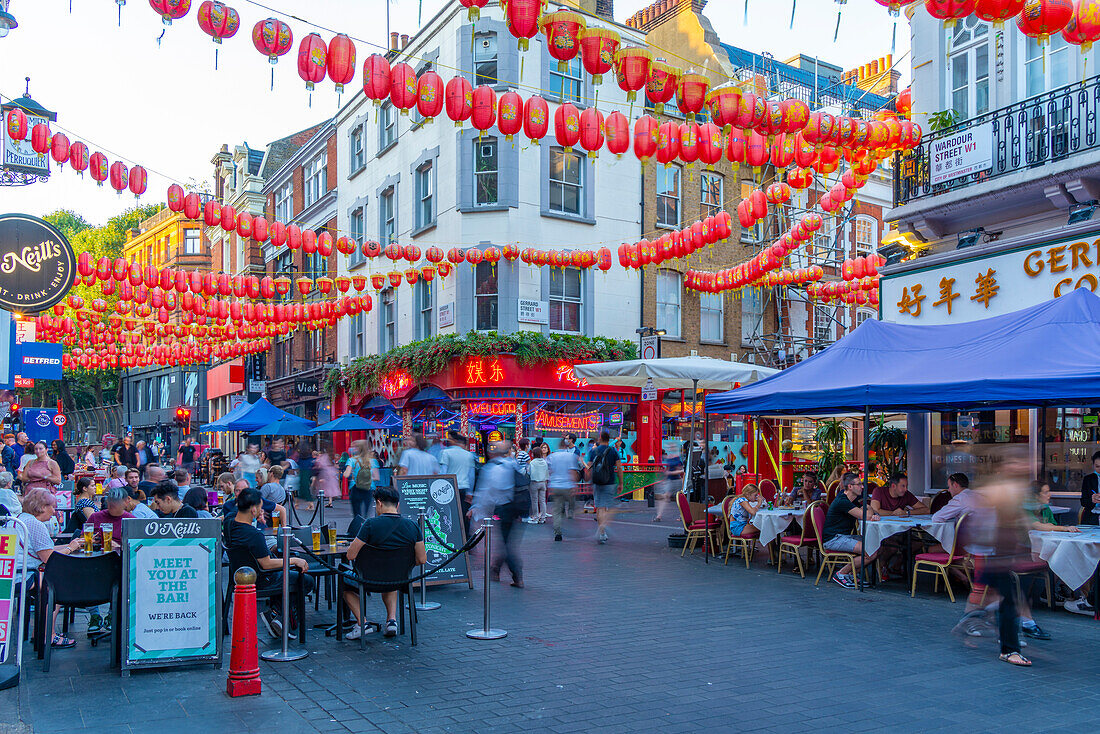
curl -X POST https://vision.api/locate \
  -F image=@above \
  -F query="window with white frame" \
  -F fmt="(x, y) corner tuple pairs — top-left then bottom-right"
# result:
(550, 56), (583, 103)
(856, 308), (875, 329)
(656, 269), (681, 338)
(814, 304), (836, 345)
(854, 216), (877, 255)
(475, 138), (499, 206)
(475, 261), (498, 331)
(349, 207), (365, 265)
(380, 188), (395, 244)
(350, 124), (365, 172)
(415, 162), (434, 230)
(741, 287), (764, 347)
(183, 228), (201, 254)
(549, 147), (583, 215)
(700, 292), (723, 343)
(415, 279), (432, 340)
(350, 310), (367, 358)
(379, 102), (396, 149)
(657, 166), (681, 228)
(701, 172), (723, 218)
(303, 151), (327, 208)
(274, 180), (293, 222)
(948, 17), (989, 119)
(549, 267), (582, 333)
(1025, 34), (1071, 98)
(810, 215), (836, 268)
(381, 288), (396, 352)
(474, 32), (498, 86)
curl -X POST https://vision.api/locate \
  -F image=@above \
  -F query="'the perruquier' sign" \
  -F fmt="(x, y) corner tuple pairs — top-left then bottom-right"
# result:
(0, 214), (75, 313)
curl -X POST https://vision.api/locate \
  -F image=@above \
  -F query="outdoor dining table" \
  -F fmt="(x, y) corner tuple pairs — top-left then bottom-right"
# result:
(862, 516), (955, 556)
(1028, 526), (1100, 591)
(750, 507), (806, 547)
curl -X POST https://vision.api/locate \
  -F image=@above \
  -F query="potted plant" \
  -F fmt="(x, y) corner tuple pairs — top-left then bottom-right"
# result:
(868, 416), (907, 478)
(814, 419), (847, 481)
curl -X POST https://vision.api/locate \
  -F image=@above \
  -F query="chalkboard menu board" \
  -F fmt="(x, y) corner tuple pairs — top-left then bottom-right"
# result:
(121, 518), (223, 674)
(394, 474), (472, 588)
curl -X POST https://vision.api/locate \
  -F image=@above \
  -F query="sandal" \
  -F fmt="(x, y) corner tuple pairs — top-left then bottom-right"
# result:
(51, 633), (75, 649)
(999, 652), (1031, 667)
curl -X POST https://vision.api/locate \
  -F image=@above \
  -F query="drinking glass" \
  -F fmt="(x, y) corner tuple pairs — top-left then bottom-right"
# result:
(311, 525), (321, 551)
(82, 523), (94, 554)
(100, 523), (114, 552)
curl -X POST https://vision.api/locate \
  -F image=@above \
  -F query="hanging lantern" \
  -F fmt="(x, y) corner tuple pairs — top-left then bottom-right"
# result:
(128, 166), (147, 198)
(1016, 0), (1073, 44)
(974, 0), (1026, 24)
(707, 83), (742, 131)
(390, 63), (418, 114)
(149, 0), (191, 25)
(220, 203), (237, 231)
(5, 108), (27, 141)
(656, 120), (681, 166)
(421, 265), (437, 283)
(252, 17), (293, 63)
(447, 247), (466, 265)
(554, 103), (581, 151)
(540, 9), (585, 72)
(614, 46), (653, 102)
(237, 211), (254, 240)
(745, 131), (769, 171)
(645, 60), (680, 115)
(578, 26), (620, 85)
(677, 72), (710, 121)
(679, 122), (699, 165)
(302, 229), (317, 255)
(297, 33), (328, 92)
(387, 271), (403, 289)
(466, 247), (484, 266)
(770, 133), (796, 168)
(490, 90), (520, 141)
(89, 152), (109, 186)
(362, 54), (392, 105)
(362, 239), (382, 258)
(327, 34), (356, 93)
(385, 243), (403, 263)
(605, 111), (630, 157)
(1062, 0), (1100, 50)
(203, 199), (221, 227)
(417, 71), (445, 122)
(437, 262), (452, 279)
(579, 107), (605, 158)
(445, 76), (474, 126)
(49, 132), (70, 168)
(471, 85), (498, 133)
(634, 115), (659, 165)
(196, 1), (239, 68)
(459, 0), (489, 21)
(30, 123), (50, 155)
(523, 95), (550, 143)
(336, 236), (356, 255)
(402, 244), (421, 262)
(253, 216), (270, 244)
(167, 183), (185, 213)
(503, 0), (547, 51)
(371, 273), (387, 291)
(895, 86), (913, 118)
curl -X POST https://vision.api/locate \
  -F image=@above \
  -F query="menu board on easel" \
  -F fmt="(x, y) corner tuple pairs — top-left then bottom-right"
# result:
(394, 474), (472, 588)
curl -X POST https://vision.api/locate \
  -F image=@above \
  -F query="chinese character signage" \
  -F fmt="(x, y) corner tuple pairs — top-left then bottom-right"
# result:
(379, 370), (413, 398)
(881, 232), (1100, 325)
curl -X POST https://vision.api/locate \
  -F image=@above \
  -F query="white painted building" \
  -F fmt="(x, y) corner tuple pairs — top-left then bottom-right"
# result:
(335, 1), (644, 361)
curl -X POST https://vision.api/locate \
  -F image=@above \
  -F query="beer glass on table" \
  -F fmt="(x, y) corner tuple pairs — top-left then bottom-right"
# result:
(311, 525), (321, 551)
(100, 523), (114, 552)
(327, 525), (337, 547)
(82, 523), (94, 554)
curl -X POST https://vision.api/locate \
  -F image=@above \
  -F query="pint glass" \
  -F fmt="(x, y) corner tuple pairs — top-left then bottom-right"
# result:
(311, 525), (321, 551)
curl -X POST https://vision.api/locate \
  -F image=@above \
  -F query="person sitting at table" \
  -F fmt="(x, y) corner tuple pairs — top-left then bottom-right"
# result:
(124, 486), (158, 519)
(61, 477), (99, 535)
(342, 484), (427, 640)
(174, 469), (192, 497)
(138, 464), (166, 497)
(17, 488), (87, 648)
(729, 483), (764, 538)
(261, 465), (288, 505)
(223, 478), (283, 531)
(870, 473), (928, 517)
(931, 473), (978, 523)
(0, 470), (20, 515)
(86, 487), (135, 551)
(226, 488), (313, 638)
(1079, 451), (1100, 526)
(104, 464), (127, 491)
(1027, 480), (1079, 533)
(784, 471), (822, 505)
(182, 486), (213, 518)
(822, 472), (881, 589)
(152, 481), (199, 519)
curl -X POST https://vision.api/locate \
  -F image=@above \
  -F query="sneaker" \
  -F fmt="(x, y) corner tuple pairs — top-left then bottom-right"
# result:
(1022, 622), (1051, 640)
(87, 613), (103, 636)
(554, 533), (562, 542)
(102, 615), (111, 632)
(384, 619), (398, 638)
(1064, 597), (1096, 616)
(346, 623), (376, 640)
(260, 609), (283, 638)
(832, 573), (856, 589)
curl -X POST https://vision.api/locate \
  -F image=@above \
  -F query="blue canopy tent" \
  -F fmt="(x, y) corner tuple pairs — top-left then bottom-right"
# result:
(310, 413), (400, 434)
(200, 398), (307, 433)
(252, 415), (317, 436)
(199, 397), (254, 432)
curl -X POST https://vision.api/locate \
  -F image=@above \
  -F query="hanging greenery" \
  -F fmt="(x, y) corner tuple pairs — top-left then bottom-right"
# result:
(323, 330), (636, 397)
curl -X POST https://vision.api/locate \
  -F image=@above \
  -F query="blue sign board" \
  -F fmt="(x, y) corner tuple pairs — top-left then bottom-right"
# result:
(22, 408), (58, 445)
(0, 311), (10, 389)
(15, 342), (63, 380)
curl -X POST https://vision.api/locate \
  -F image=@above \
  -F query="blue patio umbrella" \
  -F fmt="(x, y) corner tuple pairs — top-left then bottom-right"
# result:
(310, 413), (380, 434)
(250, 415), (317, 436)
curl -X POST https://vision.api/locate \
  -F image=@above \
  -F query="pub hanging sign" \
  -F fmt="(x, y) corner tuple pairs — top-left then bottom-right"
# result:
(0, 214), (75, 313)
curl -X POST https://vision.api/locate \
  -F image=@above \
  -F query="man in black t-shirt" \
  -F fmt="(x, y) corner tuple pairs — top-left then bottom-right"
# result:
(225, 488), (313, 637)
(821, 472), (881, 589)
(151, 481), (199, 518)
(177, 437), (197, 473)
(113, 435), (139, 469)
(343, 485), (426, 639)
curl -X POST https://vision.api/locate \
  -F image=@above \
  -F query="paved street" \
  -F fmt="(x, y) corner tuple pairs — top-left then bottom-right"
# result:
(4, 501), (1100, 734)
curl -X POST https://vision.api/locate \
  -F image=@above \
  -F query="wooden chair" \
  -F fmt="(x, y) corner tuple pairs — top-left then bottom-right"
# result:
(723, 497), (761, 569)
(676, 491), (720, 557)
(810, 504), (858, 586)
(911, 513), (968, 602)
(778, 501), (822, 578)
(928, 490), (952, 515)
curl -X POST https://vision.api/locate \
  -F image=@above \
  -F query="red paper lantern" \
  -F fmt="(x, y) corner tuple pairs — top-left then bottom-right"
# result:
(253, 216), (270, 244)
(128, 166), (148, 198)
(466, 247), (484, 266)
(614, 46), (652, 102)
(578, 27), (620, 85)
(726, 127), (746, 163)
(197, 0), (239, 60)
(447, 247), (466, 265)
(168, 184), (186, 213)
(445, 76), (474, 126)
(497, 90), (523, 139)
(634, 115), (659, 164)
(471, 85), (497, 132)
(390, 63), (418, 114)
(362, 240), (382, 258)
(89, 152), (109, 186)
(252, 18), (293, 63)
(237, 211), (254, 240)
(677, 72), (710, 120)
(362, 54), (392, 105)
(707, 83), (742, 131)
(579, 107), (604, 158)
(770, 133), (796, 168)
(302, 229), (317, 255)
(49, 132), (70, 167)
(402, 244), (421, 262)
(679, 122), (699, 165)
(203, 199), (221, 227)
(327, 34), (356, 93)
(924, 0), (978, 22)
(149, 0), (190, 25)
(1062, 0), (1100, 50)
(417, 71), (445, 122)
(645, 61), (679, 114)
(554, 103), (581, 150)
(459, 0), (489, 21)
(697, 122), (723, 167)
(605, 111), (630, 156)
(1018, 0), (1073, 44)
(523, 95), (549, 142)
(5, 108), (27, 141)
(30, 123), (50, 155)
(656, 121), (680, 166)
(336, 236), (356, 255)
(540, 9), (585, 71)
(297, 33), (328, 91)
(974, 0), (1026, 24)
(875, 0), (920, 15)
(503, 0), (547, 51)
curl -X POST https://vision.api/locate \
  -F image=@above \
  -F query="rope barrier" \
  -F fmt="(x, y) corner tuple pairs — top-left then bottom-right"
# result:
(297, 528), (485, 587)
(423, 518), (460, 553)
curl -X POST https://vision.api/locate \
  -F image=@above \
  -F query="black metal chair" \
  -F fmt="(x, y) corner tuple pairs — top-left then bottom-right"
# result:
(336, 542), (418, 649)
(345, 515), (366, 541)
(223, 545), (307, 644)
(40, 552), (122, 672)
(291, 525), (340, 610)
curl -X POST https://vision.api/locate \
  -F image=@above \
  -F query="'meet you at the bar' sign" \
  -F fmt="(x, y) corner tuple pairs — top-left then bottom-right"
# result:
(121, 518), (222, 672)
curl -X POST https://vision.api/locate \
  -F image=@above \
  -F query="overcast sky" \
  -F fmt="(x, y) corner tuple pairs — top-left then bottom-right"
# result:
(0, 0), (909, 226)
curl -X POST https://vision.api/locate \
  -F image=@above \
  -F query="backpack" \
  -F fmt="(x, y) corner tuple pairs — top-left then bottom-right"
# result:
(353, 457), (373, 492)
(591, 446), (616, 486)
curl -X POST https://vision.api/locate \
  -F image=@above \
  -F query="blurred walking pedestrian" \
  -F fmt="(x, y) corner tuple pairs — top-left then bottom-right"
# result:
(587, 431), (624, 544)
(471, 440), (525, 587)
(548, 436), (582, 542)
(396, 433), (440, 477)
(441, 431), (476, 535)
(654, 445), (684, 522)
(528, 444), (549, 523)
(344, 441), (377, 519)
(314, 451), (341, 509)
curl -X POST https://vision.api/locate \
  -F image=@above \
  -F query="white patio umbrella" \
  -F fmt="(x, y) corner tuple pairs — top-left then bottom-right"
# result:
(575, 357), (779, 563)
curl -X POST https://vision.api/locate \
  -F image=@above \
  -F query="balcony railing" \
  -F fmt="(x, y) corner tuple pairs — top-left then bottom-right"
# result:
(894, 76), (1100, 207)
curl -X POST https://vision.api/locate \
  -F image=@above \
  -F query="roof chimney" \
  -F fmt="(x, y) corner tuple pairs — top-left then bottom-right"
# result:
(389, 32), (399, 51)
(400, 34), (409, 49)
(626, 0), (707, 32)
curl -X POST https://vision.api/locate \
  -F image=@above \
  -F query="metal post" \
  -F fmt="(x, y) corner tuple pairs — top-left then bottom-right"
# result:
(860, 406), (870, 592)
(261, 526), (307, 661)
(466, 519), (506, 640)
(415, 512), (440, 611)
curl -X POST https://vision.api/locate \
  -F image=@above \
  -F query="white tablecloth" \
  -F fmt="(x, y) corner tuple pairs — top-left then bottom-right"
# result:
(1028, 528), (1100, 590)
(860, 517), (955, 556)
(750, 508), (804, 546)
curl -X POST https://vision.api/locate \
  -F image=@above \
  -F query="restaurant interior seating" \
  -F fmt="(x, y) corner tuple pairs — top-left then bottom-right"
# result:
(39, 552), (121, 672)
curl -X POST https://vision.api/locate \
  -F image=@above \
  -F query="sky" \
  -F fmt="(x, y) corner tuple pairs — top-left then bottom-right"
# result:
(0, 0), (910, 227)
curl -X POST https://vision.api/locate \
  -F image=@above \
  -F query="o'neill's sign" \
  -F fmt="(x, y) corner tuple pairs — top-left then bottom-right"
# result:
(0, 214), (75, 313)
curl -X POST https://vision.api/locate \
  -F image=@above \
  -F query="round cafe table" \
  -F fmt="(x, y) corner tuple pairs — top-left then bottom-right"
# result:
(1028, 526), (1100, 591)
(750, 508), (805, 547)
(861, 516), (956, 556)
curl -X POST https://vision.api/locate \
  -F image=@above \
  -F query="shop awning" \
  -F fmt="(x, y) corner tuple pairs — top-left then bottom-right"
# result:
(706, 288), (1100, 416)
(574, 356), (778, 390)
(200, 398), (307, 433)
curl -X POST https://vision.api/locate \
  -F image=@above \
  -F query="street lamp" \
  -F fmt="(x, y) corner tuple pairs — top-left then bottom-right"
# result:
(0, 1), (17, 38)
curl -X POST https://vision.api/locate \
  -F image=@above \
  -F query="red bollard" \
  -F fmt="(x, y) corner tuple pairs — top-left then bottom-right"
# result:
(226, 567), (263, 697)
